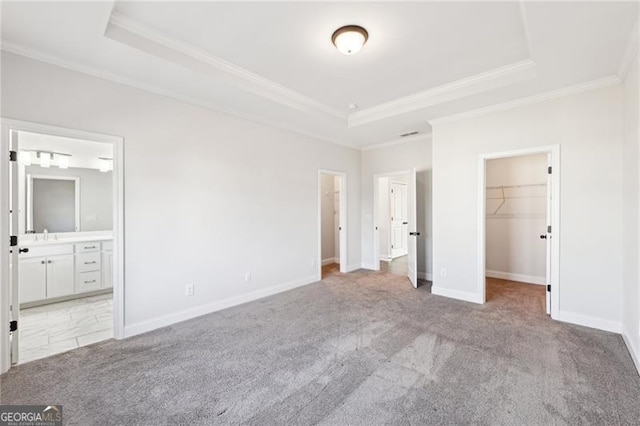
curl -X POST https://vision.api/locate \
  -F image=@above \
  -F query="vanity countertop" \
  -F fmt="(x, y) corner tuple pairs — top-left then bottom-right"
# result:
(20, 235), (113, 247)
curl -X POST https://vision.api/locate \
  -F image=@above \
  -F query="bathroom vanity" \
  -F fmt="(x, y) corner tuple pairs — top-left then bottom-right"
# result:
(18, 235), (113, 307)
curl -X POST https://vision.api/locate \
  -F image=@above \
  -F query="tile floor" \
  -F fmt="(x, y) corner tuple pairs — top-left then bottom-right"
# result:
(18, 293), (113, 364)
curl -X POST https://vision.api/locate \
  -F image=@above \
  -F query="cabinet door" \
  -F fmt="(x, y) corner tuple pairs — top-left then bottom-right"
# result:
(46, 255), (75, 298)
(101, 251), (113, 288)
(19, 257), (47, 303)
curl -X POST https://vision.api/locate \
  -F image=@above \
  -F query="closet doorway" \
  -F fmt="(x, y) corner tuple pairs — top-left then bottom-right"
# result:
(478, 146), (560, 318)
(318, 170), (347, 279)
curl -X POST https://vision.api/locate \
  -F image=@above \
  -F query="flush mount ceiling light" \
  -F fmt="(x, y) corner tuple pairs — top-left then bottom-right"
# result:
(332, 25), (368, 55)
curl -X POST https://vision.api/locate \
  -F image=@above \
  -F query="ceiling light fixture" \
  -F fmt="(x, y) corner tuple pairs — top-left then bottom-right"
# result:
(332, 25), (368, 55)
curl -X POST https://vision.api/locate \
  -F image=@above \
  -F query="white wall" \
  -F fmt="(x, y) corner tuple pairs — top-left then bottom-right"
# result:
(361, 137), (433, 278)
(622, 51), (640, 370)
(320, 173), (336, 263)
(485, 154), (547, 284)
(1, 52), (361, 333)
(432, 85), (624, 331)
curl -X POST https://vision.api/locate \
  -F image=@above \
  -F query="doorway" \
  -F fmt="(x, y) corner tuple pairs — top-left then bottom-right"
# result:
(318, 170), (347, 279)
(478, 146), (560, 318)
(373, 169), (419, 288)
(1, 119), (124, 373)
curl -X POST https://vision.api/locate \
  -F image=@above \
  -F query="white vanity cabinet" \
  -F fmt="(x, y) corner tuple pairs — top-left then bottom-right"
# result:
(19, 245), (75, 303)
(19, 238), (112, 306)
(101, 241), (113, 289)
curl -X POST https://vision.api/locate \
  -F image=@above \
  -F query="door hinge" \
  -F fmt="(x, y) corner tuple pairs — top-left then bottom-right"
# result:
(10, 236), (17, 247)
(547, 166), (552, 174)
(391, 244), (394, 248)
(547, 225), (552, 233)
(9, 320), (17, 332)
(9, 150), (17, 162)
(547, 285), (551, 292)
(391, 189), (394, 193)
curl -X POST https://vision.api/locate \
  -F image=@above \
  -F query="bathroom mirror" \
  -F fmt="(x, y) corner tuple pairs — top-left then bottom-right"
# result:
(26, 175), (80, 233)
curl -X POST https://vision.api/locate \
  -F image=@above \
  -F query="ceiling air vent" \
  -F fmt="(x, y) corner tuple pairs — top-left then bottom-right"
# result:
(400, 131), (419, 137)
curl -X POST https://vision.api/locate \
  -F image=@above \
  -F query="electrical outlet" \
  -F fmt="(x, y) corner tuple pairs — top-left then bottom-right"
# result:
(440, 268), (447, 278)
(185, 283), (194, 296)
(245, 272), (252, 283)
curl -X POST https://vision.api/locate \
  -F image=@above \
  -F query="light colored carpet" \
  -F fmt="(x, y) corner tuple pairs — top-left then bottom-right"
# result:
(1, 269), (639, 425)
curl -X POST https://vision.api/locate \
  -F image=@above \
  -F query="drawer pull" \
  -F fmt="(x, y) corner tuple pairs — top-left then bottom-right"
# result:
(84, 280), (96, 284)
(84, 246), (96, 250)
(84, 261), (97, 265)
(40, 260), (45, 264)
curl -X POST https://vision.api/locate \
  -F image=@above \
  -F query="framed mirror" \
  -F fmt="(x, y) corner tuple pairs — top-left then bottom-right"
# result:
(26, 175), (80, 233)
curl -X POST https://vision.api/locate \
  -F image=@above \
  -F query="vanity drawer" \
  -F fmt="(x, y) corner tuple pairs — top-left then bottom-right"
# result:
(77, 252), (101, 272)
(77, 271), (101, 292)
(20, 244), (74, 258)
(75, 242), (100, 253)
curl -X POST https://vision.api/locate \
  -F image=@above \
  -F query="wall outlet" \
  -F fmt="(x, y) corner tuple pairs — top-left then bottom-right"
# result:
(185, 283), (194, 296)
(440, 268), (447, 278)
(245, 272), (252, 283)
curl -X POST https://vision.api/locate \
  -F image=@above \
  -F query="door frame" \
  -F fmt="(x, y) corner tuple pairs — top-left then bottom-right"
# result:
(0, 118), (125, 374)
(372, 170), (412, 271)
(317, 170), (347, 276)
(477, 145), (560, 318)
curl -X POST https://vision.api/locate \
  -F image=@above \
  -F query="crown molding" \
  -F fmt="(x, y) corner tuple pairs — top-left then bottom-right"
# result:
(0, 43), (357, 150)
(428, 75), (621, 127)
(360, 132), (432, 152)
(347, 59), (537, 128)
(106, 12), (345, 122)
(618, 18), (639, 81)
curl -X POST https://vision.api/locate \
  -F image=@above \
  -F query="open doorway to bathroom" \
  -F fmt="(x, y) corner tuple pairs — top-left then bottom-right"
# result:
(16, 131), (114, 363)
(1, 119), (124, 372)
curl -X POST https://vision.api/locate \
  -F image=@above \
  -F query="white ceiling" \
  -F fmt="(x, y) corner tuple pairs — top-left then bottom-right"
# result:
(1, 1), (638, 149)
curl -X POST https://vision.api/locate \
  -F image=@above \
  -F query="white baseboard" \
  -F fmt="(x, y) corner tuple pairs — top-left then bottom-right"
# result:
(556, 310), (622, 333)
(359, 262), (377, 271)
(621, 325), (640, 376)
(347, 263), (365, 272)
(418, 272), (433, 281)
(379, 255), (391, 262)
(124, 274), (319, 338)
(431, 286), (483, 304)
(322, 257), (338, 266)
(486, 270), (545, 285)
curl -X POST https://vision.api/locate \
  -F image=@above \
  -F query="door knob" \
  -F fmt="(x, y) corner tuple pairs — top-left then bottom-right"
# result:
(409, 232), (420, 236)
(403, 222), (408, 225)
(540, 234), (547, 239)
(18, 248), (29, 254)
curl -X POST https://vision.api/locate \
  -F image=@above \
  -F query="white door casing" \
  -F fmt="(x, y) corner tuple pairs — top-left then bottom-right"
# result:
(9, 130), (19, 364)
(407, 169), (418, 288)
(318, 170), (347, 275)
(545, 153), (552, 314)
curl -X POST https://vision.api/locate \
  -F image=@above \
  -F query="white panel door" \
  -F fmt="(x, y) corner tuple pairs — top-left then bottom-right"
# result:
(407, 169), (418, 288)
(390, 182), (408, 258)
(46, 255), (74, 298)
(9, 130), (20, 364)
(545, 155), (552, 315)
(19, 258), (46, 304)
